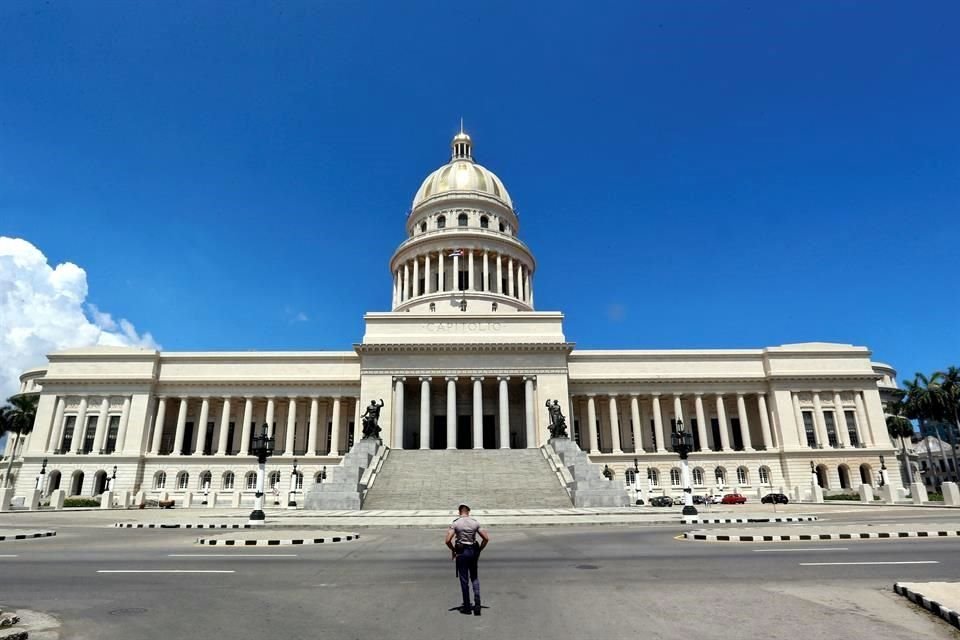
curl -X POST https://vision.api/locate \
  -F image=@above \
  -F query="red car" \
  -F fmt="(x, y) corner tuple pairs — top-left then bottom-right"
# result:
(721, 493), (747, 504)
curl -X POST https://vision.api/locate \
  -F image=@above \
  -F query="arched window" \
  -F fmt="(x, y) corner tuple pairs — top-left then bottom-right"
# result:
(294, 472), (304, 490)
(70, 470), (84, 496)
(692, 467), (705, 486)
(222, 472), (235, 490)
(625, 468), (636, 485)
(437, 215), (446, 229)
(269, 471), (281, 490)
(736, 466), (749, 485)
(199, 471), (212, 490)
(153, 471), (166, 490)
(670, 468), (682, 487)
(176, 471), (189, 490)
(758, 466), (771, 485)
(480, 215), (489, 229)
(647, 468), (659, 487)
(838, 464), (851, 489)
(245, 472), (257, 491)
(315, 471), (325, 484)
(859, 463), (873, 486)
(714, 467), (726, 485)
(457, 213), (468, 227)
(419, 221), (426, 233)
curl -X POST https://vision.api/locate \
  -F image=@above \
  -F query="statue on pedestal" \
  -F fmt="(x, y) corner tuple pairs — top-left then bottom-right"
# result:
(361, 399), (385, 440)
(545, 399), (568, 438)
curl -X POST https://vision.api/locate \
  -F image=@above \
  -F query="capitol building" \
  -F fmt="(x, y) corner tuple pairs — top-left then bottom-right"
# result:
(4, 129), (904, 507)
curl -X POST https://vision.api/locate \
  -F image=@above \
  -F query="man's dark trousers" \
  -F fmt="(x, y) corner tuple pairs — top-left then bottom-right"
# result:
(456, 544), (480, 606)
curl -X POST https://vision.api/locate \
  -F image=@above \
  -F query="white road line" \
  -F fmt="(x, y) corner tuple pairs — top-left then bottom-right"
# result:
(167, 554), (298, 557)
(799, 561), (939, 566)
(753, 548), (848, 553)
(97, 570), (236, 574)
(0, 554), (19, 558)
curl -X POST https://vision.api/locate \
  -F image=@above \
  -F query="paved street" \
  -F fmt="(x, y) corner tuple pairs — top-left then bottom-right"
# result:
(3, 509), (960, 639)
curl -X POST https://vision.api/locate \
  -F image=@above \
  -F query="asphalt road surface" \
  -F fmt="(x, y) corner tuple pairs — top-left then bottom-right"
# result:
(3, 520), (960, 639)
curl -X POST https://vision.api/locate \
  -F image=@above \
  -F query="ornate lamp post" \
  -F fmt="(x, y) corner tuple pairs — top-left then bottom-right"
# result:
(671, 419), (697, 516)
(288, 459), (299, 508)
(633, 457), (643, 505)
(35, 457), (48, 492)
(248, 424), (275, 526)
(109, 465), (117, 491)
(879, 455), (889, 487)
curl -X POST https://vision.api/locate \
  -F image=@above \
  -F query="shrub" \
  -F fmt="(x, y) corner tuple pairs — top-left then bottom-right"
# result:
(64, 497), (100, 508)
(824, 494), (860, 501)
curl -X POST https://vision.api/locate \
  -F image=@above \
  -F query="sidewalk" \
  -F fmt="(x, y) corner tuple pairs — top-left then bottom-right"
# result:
(894, 582), (960, 630)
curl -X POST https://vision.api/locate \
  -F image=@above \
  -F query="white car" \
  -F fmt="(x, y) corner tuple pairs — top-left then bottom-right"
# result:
(706, 494), (725, 504)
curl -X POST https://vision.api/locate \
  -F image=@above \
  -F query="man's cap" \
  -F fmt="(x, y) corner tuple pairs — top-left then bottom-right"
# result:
(457, 503), (470, 511)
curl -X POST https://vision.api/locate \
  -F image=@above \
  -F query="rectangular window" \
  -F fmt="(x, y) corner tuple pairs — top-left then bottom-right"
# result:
(802, 411), (817, 447)
(651, 419), (658, 450)
(844, 410), (859, 447)
(104, 415), (121, 454)
(182, 421), (195, 455)
(60, 415), (77, 452)
(458, 271), (467, 291)
(82, 416), (97, 454)
(226, 422), (236, 454)
(204, 421), (215, 455)
(823, 412), (838, 448)
(710, 418), (721, 450)
(731, 418), (743, 451)
(573, 419), (581, 447)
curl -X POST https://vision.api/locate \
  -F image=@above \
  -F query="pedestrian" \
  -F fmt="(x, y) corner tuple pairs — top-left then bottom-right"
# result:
(445, 503), (490, 616)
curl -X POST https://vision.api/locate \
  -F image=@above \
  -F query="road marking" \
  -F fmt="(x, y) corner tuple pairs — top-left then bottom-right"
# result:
(97, 570), (236, 574)
(753, 548), (848, 553)
(799, 561), (939, 566)
(0, 554), (19, 558)
(167, 554), (298, 558)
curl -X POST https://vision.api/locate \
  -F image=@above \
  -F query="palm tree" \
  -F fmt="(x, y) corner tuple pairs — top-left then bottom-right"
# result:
(903, 372), (949, 492)
(940, 366), (960, 483)
(886, 397), (916, 486)
(0, 395), (38, 489)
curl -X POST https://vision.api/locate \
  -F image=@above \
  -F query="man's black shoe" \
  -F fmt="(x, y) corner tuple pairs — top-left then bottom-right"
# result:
(460, 604), (472, 615)
(473, 603), (481, 616)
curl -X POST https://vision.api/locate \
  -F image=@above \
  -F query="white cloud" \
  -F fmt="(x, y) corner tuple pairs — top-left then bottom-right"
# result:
(0, 237), (159, 400)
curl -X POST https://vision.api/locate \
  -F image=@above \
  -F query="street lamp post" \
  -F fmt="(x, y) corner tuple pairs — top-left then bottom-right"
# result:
(879, 455), (889, 487)
(633, 457), (643, 505)
(109, 465), (117, 492)
(288, 459), (299, 508)
(671, 419), (697, 516)
(35, 457), (48, 492)
(248, 424), (275, 526)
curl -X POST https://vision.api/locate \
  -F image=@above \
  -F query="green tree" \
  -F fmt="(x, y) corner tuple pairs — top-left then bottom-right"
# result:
(939, 366), (960, 483)
(902, 372), (949, 491)
(886, 397), (915, 486)
(0, 394), (38, 488)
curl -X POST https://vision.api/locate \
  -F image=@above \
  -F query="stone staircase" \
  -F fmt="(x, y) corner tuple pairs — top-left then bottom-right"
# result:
(362, 449), (573, 510)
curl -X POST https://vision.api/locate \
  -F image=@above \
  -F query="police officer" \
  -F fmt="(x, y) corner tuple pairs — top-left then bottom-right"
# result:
(444, 503), (490, 615)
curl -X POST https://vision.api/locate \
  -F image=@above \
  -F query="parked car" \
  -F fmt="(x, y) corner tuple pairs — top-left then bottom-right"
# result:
(721, 493), (747, 504)
(705, 494), (725, 504)
(692, 495), (707, 505)
(649, 496), (674, 507)
(761, 492), (789, 504)
(672, 496), (685, 506)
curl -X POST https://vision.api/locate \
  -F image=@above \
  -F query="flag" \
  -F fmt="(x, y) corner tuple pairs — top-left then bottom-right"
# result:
(448, 249), (463, 257)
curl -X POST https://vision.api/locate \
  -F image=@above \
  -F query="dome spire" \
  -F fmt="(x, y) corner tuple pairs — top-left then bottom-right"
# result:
(451, 120), (473, 162)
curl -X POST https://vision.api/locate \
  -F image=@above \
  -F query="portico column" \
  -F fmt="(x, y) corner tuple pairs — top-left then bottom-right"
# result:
(608, 395), (623, 454)
(150, 397), (167, 455)
(412, 258), (420, 298)
(285, 397), (297, 455)
(392, 270), (398, 307)
(93, 397), (110, 453)
(424, 253), (432, 294)
(329, 396), (342, 455)
(72, 397), (89, 454)
(353, 398), (362, 445)
(757, 393), (773, 450)
(736, 393), (754, 451)
(517, 265), (524, 301)
(629, 394), (641, 453)
(194, 397), (210, 455)
(172, 398), (188, 455)
(854, 391), (873, 446)
(216, 398), (231, 455)
(419, 377), (431, 450)
(524, 376), (536, 448)
(116, 396), (132, 453)
(49, 397), (66, 453)
(833, 392), (850, 447)
(673, 394), (684, 427)
(792, 393), (812, 447)
(497, 376), (510, 449)
(446, 377), (457, 449)
(496, 254), (503, 294)
(586, 394), (599, 454)
(394, 378), (406, 449)
(472, 377), (484, 449)
(467, 250), (475, 290)
(402, 262), (410, 301)
(715, 395), (731, 451)
(508, 257), (515, 297)
(453, 252), (460, 290)
(812, 392), (829, 447)
(239, 397), (254, 456)
(694, 394), (708, 451)
(652, 394), (667, 453)
(307, 397), (319, 455)
(482, 251), (489, 292)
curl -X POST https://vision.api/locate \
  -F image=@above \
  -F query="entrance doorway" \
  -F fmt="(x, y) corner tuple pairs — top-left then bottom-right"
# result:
(432, 416), (446, 449)
(483, 415), (496, 449)
(457, 416), (471, 449)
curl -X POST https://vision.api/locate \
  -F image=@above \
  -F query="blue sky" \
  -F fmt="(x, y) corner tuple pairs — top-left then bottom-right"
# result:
(1, 1), (958, 386)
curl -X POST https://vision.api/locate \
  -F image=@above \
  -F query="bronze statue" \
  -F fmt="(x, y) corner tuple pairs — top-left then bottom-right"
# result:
(361, 399), (385, 439)
(545, 399), (568, 438)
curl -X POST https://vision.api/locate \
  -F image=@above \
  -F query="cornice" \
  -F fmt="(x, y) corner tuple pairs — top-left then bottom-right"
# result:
(354, 341), (574, 354)
(375, 367), (564, 376)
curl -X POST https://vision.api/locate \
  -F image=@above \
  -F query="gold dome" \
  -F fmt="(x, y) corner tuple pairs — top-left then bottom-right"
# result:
(411, 131), (513, 210)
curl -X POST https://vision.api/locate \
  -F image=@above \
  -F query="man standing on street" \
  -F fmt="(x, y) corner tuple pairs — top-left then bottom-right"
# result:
(445, 503), (490, 615)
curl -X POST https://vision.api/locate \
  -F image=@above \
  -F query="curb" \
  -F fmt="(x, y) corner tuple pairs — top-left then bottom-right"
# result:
(0, 531), (56, 542)
(196, 533), (360, 546)
(683, 516), (818, 524)
(685, 529), (960, 542)
(113, 523), (251, 529)
(894, 583), (960, 630)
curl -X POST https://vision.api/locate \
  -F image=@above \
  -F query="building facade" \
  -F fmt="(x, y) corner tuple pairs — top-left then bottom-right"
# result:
(4, 130), (904, 505)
